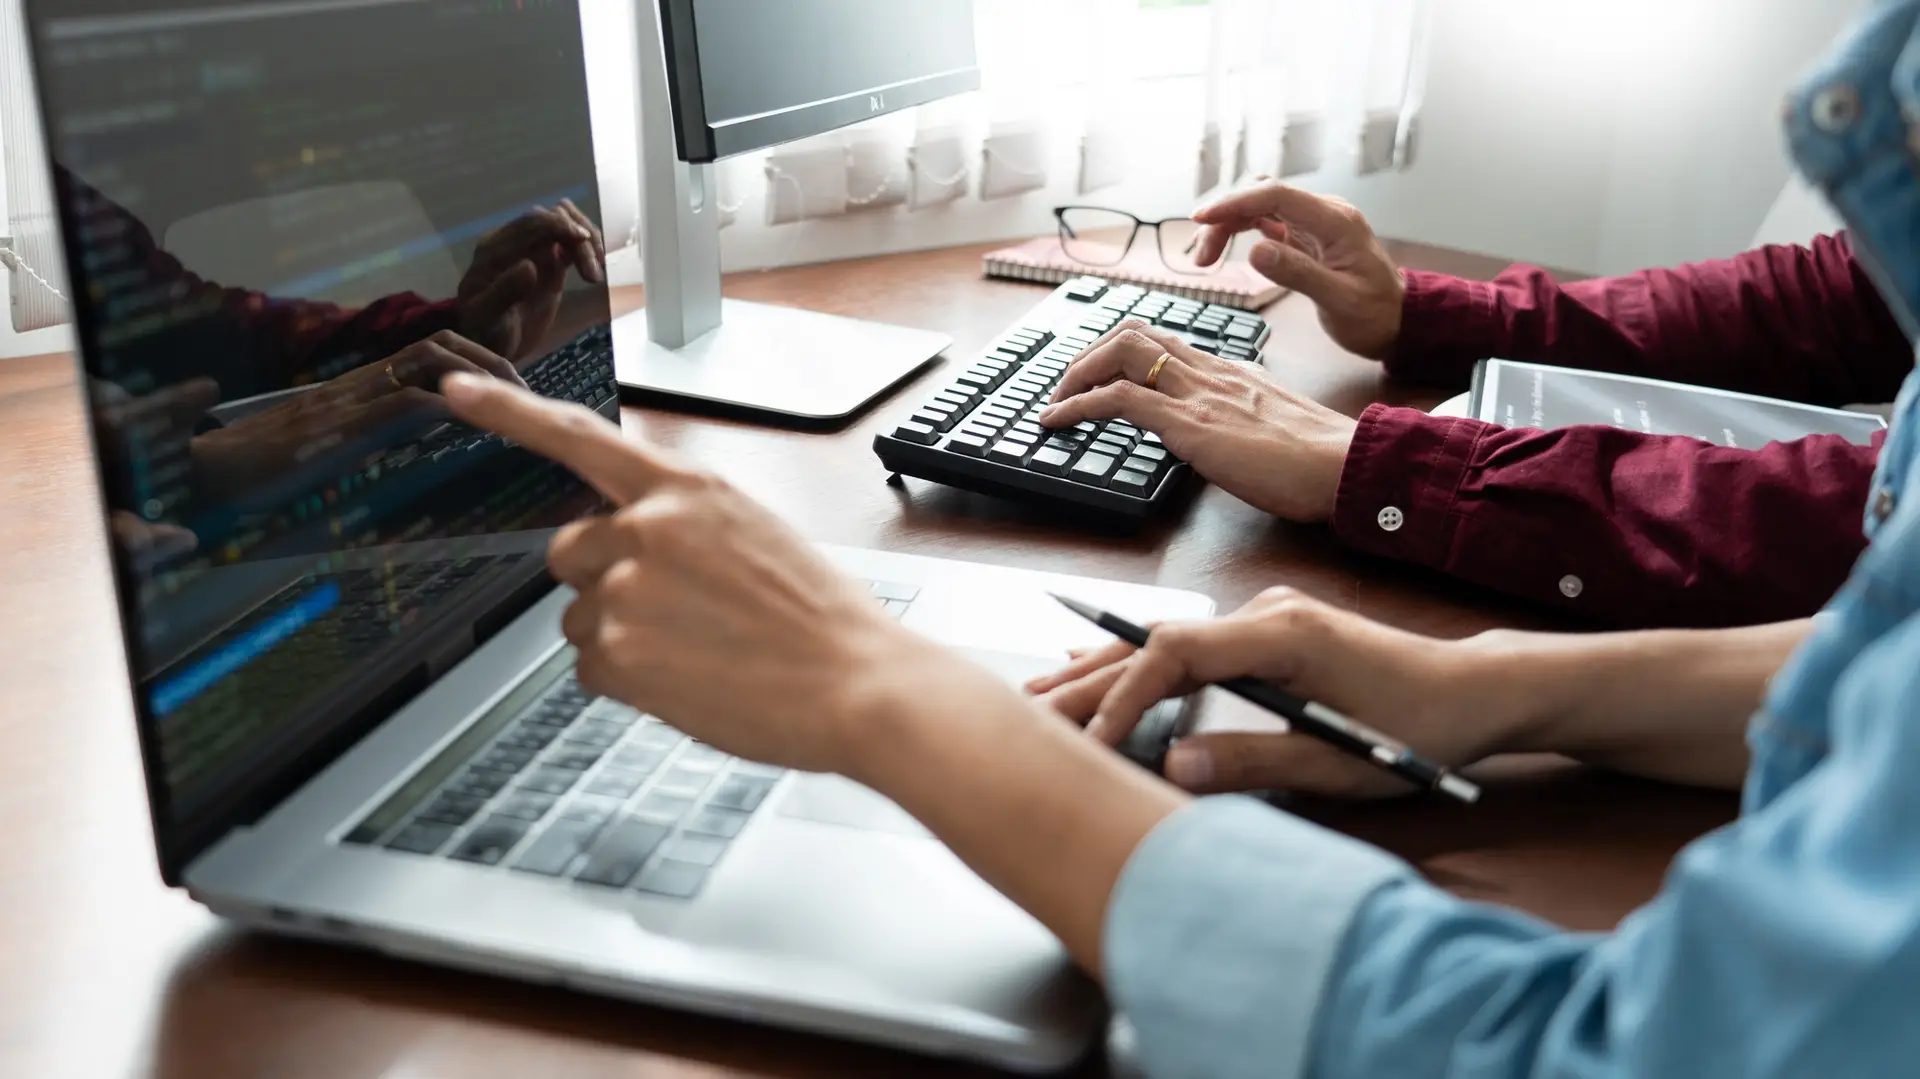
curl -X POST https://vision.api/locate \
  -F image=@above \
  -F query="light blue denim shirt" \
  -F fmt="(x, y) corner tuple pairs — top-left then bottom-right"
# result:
(1102, 5), (1920, 1077)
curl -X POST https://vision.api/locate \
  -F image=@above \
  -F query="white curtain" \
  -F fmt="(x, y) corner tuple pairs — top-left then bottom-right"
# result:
(720, 0), (1431, 226)
(0, 0), (1431, 327)
(0, 0), (67, 333)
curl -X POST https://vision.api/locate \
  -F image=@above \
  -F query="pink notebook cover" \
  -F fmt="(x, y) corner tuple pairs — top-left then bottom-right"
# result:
(981, 235), (1286, 311)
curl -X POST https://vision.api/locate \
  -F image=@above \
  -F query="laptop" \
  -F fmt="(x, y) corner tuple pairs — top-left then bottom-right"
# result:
(27, 0), (1212, 1070)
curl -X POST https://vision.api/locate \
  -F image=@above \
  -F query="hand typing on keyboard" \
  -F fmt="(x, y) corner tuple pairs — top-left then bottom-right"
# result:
(1038, 321), (1358, 523)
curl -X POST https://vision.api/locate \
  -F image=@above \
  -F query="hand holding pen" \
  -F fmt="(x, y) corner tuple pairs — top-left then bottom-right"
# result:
(1030, 589), (1494, 802)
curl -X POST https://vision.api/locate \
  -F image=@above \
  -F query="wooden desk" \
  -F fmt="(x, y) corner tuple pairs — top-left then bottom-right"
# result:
(0, 242), (1736, 1078)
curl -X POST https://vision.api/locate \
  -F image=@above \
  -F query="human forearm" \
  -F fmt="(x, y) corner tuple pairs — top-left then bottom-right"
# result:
(1468, 619), (1811, 789)
(1332, 409), (1877, 628)
(1388, 238), (1911, 404)
(843, 635), (1186, 975)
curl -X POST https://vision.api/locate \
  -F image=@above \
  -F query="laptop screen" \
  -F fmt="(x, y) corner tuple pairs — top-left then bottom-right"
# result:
(26, 0), (614, 877)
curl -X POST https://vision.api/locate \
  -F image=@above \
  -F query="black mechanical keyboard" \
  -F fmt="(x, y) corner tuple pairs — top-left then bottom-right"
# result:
(343, 577), (920, 898)
(873, 276), (1270, 518)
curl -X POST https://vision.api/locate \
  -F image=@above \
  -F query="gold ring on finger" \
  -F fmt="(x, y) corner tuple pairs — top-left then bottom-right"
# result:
(1144, 352), (1173, 392)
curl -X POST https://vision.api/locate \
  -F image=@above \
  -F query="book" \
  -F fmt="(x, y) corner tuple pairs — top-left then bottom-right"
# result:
(1464, 359), (1886, 447)
(981, 236), (1286, 311)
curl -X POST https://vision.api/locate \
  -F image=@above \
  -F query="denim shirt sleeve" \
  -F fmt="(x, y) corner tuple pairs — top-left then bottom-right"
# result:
(1104, 610), (1920, 1079)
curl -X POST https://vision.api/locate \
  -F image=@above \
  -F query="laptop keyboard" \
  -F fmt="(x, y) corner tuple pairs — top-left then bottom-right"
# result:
(344, 578), (920, 898)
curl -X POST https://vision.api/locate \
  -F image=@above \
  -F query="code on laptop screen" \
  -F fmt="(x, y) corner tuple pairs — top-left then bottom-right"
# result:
(25, 0), (613, 869)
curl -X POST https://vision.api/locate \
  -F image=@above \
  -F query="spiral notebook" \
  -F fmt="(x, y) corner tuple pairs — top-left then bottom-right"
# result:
(981, 236), (1286, 311)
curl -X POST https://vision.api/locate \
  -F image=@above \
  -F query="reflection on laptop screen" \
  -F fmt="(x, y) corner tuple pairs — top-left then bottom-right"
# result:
(30, 0), (613, 856)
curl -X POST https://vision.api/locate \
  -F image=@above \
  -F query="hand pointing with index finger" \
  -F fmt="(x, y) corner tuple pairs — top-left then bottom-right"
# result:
(436, 371), (922, 777)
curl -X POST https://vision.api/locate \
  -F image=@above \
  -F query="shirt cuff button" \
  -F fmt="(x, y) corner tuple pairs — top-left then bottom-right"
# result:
(1376, 506), (1404, 532)
(1559, 574), (1584, 599)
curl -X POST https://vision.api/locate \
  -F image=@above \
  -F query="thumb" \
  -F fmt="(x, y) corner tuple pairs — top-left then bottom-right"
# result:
(1164, 731), (1396, 798)
(1249, 238), (1344, 304)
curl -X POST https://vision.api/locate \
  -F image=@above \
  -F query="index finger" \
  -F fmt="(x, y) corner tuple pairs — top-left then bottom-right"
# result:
(440, 372), (666, 503)
(1190, 179), (1350, 235)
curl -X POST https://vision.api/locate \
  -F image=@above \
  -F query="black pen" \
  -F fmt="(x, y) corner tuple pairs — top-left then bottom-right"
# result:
(1051, 595), (1481, 804)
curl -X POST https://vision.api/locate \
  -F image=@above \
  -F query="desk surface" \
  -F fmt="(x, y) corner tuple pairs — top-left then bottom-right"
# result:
(0, 241), (1735, 1078)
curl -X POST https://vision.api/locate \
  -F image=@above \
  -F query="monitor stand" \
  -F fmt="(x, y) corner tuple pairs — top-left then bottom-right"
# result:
(613, 2), (948, 426)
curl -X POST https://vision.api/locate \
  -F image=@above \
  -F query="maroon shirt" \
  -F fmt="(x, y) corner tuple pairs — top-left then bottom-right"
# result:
(1329, 234), (1912, 628)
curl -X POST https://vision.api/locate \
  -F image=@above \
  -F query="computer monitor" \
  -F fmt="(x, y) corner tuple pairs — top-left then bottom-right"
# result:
(617, 0), (982, 423)
(26, 0), (615, 875)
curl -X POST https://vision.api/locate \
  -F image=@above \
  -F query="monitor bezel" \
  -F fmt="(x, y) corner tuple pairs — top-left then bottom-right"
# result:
(656, 0), (983, 163)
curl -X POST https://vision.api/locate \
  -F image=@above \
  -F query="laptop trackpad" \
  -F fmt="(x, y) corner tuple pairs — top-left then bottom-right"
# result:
(777, 774), (933, 839)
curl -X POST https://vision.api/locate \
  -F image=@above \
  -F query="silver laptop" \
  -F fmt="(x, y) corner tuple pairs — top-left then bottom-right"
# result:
(31, 0), (1213, 1069)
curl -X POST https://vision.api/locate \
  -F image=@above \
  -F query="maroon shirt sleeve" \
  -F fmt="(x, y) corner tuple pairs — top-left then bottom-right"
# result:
(1386, 233), (1911, 407)
(1331, 406), (1882, 628)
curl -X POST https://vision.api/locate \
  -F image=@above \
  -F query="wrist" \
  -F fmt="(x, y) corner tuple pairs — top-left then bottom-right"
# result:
(1447, 628), (1587, 755)
(831, 630), (1018, 792)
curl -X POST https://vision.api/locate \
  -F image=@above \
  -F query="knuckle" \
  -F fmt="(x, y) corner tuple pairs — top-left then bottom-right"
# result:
(1116, 328), (1158, 352)
(1256, 585), (1302, 607)
(599, 557), (646, 599)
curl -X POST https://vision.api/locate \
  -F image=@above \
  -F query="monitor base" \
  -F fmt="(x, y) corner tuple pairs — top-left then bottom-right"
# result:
(612, 299), (949, 427)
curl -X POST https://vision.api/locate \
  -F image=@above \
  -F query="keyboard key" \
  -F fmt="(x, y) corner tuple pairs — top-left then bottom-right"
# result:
(685, 806), (754, 838)
(584, 768), (649, 799)
(955, 371), (991, 391)
(1130, 444), (1170, 464)
(386, 820), (456, 855)
(945, 433), (990, 456)
(606, 745), (669, 776)
(987, 440), (1030, 465)
(911, 407), (957, 430)
(418, 792), (487, 826)
(575, 818), (671, 887)
(1107, 421), (1140, 438)
(494, 791), (558, 821)
(709, 774), (777, 812)
(1027, 446), (1075, 476)
(511, 817), (604, 876)
(517, 767), (580, 796)
(1159, 310), (1194, 330)
(544, 746), (606, 772)
(560, 795), (624, 825)
(633, 859), (708, 898)
(1223, 321), (1260, 341)
(979, 405), (1016, 425)
(1110, 468), (1155, 497)
(869, 580), (920, 602)
(1069, 452), (1119, 486)
(662, 833), (730, 867)
(446, 769), (513, 799)
(1140, 431), (1164, 447)
(677, 743), (732, 771)
(564, 727), (622, 751)
(933, 389), (973, 409)
(497, 725), (558, 751)
(474, 745), (536, 773)
(1093, 434), (1132, 456)
(632, 791), (696, 824)
(449, 816), (530, 865)
(631, 724), (686, 751)
(1011, 421), (1044, 439)
(892, 421), (938, 445)
(654, 766), (716, 798)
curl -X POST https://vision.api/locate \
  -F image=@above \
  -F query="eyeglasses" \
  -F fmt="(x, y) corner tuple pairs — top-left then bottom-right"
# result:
(1052, 205), (1230, 277)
